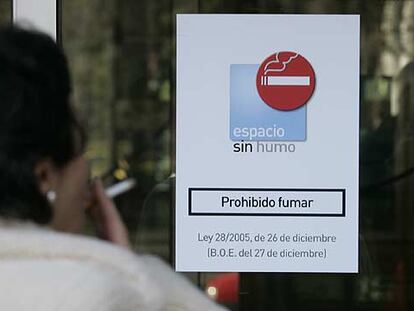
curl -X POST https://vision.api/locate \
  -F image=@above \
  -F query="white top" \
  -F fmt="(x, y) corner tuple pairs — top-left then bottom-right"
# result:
(0, 221), (226, 311)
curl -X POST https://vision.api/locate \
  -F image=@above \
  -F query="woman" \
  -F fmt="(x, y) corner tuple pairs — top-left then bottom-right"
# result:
(0, 26), (225, 311)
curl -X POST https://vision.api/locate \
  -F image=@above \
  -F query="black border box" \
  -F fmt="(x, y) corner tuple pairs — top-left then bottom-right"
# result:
(188, 188), (346, 217)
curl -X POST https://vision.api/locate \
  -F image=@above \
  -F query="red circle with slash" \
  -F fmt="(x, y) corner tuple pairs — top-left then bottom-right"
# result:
(256, 51), (315, 111)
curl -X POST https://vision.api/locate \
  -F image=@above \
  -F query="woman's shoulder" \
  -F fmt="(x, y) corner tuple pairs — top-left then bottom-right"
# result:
(0, 221), (163, 310)
(0, 220), (156, 276)
(0, 221), (226, 311)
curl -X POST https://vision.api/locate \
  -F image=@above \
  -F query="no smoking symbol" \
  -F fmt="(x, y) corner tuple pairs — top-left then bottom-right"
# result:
(256, 51), (316, 111)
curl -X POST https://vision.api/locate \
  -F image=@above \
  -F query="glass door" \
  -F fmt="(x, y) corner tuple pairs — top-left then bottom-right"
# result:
(59, 1), (414, 310)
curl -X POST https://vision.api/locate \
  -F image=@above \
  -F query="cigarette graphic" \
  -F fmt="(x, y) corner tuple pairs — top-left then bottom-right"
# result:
(260, 52), (310, 86)
(261, 76), (310, 86)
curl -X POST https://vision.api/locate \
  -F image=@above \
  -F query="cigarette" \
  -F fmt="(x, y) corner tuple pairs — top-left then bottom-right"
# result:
(105, 178), (137, 198)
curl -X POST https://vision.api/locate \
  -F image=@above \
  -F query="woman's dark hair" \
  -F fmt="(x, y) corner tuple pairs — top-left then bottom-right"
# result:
(0, 27), (85, 224)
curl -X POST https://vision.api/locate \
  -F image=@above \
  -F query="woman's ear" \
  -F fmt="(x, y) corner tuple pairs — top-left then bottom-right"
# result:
(34, 159), (59, 195)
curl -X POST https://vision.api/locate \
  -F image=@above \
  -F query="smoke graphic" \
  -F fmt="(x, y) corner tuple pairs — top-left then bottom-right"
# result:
(263, 52), (299, 75)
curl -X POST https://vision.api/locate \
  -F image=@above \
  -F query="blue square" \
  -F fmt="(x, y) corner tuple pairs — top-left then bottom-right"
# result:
(230, 64), (306, 141)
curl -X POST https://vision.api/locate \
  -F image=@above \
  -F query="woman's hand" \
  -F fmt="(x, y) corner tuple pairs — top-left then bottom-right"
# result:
(88, 179), (130, 248)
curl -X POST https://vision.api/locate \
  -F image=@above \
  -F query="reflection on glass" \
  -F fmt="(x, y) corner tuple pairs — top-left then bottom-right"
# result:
(0, 0), (11, 26)
(62, 0), (173, 251)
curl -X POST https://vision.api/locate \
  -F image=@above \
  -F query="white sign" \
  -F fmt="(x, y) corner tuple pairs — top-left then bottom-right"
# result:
(176, 14), (359, 273)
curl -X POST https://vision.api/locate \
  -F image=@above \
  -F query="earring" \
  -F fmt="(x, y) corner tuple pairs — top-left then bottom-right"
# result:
(46, 190), (56, 203)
